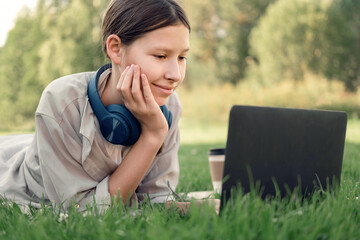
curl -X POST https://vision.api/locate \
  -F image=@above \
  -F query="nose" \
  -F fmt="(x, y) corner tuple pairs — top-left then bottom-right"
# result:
(164, 59), (182, 82)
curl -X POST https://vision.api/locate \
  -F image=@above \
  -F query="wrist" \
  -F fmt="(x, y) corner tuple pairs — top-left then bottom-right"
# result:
(139, 128), (168, 149)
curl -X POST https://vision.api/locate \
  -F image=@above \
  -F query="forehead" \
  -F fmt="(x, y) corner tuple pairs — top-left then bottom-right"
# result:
(129, 24), (190, 51)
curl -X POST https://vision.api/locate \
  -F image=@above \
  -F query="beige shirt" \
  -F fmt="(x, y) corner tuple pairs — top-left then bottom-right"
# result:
(0, 69), (181, 212)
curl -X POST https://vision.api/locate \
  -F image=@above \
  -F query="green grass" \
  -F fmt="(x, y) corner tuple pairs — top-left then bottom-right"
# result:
(1, 123), (360, 240)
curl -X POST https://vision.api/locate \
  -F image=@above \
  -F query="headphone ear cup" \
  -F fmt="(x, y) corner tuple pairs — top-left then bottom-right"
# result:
(99, 114), (130, 145)
(88, 64), (144, 145)
(102, 104), (141, 145)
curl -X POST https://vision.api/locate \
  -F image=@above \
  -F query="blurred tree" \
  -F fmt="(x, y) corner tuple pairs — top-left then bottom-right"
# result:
(250, 0), (360, 91)
(0, 1), (47, 129)
(319, 0), (360, 91)
(249, 0), (328, 84)
(0, 0), (108, 129)
(0, 0), (109, 129)
(184, 0), (275, 85)
(38, 0), (107, 86)
(2, 0), (359, 130)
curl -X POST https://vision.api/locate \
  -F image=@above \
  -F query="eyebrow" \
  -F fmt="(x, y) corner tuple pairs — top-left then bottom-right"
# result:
(153, 46), (190, 53)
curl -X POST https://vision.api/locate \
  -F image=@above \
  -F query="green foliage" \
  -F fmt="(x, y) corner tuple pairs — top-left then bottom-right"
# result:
(37, 0), (108, 84)
(0, 0), (108, 130)
(250, 0), (329, 83)
(177, 75), (360, 130)
(249, 0), (360, 91)
(0, 5), (46, 129)
(1, 0), (360, 129)
(319, 0), (360, 91)
(184, 0), (274, 85)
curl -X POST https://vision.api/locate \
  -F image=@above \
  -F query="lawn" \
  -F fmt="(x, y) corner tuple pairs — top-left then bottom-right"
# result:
(0, 120), (360, 240)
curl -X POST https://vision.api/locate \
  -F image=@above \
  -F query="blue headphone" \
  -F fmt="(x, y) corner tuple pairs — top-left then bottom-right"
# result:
(87, 64), (172, 145)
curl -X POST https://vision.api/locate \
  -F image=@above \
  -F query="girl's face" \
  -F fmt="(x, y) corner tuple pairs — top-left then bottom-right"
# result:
(119, 24), (190, 106)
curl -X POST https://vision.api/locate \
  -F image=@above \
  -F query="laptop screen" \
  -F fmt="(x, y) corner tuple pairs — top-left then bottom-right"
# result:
(220, 105), (347, 207)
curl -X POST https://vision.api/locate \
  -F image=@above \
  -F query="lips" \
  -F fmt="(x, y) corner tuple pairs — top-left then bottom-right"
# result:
(152, 84), (175, 96)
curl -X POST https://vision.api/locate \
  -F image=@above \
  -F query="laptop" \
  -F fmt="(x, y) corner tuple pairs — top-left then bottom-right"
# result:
(220, 105), (347, 208)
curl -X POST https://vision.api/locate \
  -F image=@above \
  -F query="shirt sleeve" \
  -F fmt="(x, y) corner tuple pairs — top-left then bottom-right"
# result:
(35, 113), (111, 212)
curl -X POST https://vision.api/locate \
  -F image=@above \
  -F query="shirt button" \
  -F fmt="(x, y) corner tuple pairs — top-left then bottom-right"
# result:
(74, 203), (80, 209)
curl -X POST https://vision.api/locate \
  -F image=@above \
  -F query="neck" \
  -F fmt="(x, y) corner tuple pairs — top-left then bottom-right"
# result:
(101, 66), (124, 106)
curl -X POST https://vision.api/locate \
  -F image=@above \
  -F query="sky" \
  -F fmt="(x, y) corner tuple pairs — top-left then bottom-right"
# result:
(0, 0), (38, 47)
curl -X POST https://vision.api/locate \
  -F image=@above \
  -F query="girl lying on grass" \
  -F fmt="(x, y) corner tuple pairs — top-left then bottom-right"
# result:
(0, 0), (190, 212)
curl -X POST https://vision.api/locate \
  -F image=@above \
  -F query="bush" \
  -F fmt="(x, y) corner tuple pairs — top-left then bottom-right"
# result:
(249, 0), (360, 91)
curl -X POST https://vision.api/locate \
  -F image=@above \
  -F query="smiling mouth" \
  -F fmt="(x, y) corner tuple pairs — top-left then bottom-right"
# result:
(153, 84), (175, 96)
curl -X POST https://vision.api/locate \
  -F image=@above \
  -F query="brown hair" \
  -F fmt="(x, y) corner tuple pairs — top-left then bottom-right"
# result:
(102, 0), (191, 58)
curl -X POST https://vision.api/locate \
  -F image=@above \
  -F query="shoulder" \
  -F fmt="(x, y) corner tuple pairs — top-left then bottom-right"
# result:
(36, 71), (95, 121)
(42, 71), (94, 99)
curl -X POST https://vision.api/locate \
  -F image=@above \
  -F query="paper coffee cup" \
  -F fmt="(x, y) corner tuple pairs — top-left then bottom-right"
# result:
(208, 148), (225, 193)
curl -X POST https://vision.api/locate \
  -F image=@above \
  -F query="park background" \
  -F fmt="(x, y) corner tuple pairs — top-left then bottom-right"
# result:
(1, 1), (360, 239)
(0, 0), (360, 139)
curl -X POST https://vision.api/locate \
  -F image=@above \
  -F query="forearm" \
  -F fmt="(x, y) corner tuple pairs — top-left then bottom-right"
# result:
(108, 64), (170, 203)
(108, 132), (165, 203)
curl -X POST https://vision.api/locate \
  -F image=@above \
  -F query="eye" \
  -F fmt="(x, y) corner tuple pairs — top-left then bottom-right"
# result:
(154, 55), (166, 60)
(178, 56), (187, 61)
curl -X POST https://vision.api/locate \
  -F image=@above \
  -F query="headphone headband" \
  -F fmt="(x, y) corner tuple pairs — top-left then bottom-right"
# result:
(88, 63), (112, 120)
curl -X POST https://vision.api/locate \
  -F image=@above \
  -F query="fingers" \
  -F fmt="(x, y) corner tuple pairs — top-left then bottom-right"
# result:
(115, 65), (167, 134)
(117, 64), (148, 109)
(141, 73), (155, 103)
(116, 65), (130, 101)
(131, 65), (144, 105)
(119, 65), (134, 105)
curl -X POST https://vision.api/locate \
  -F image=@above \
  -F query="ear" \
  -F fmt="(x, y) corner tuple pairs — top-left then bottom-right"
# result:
(106, 34), (123, 65)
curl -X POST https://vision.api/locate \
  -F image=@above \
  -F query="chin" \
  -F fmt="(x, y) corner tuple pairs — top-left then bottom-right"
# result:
(155, 98), (168, 106)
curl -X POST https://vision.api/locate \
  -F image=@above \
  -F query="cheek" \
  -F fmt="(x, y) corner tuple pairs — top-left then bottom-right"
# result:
(139, 64), (160, 83)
